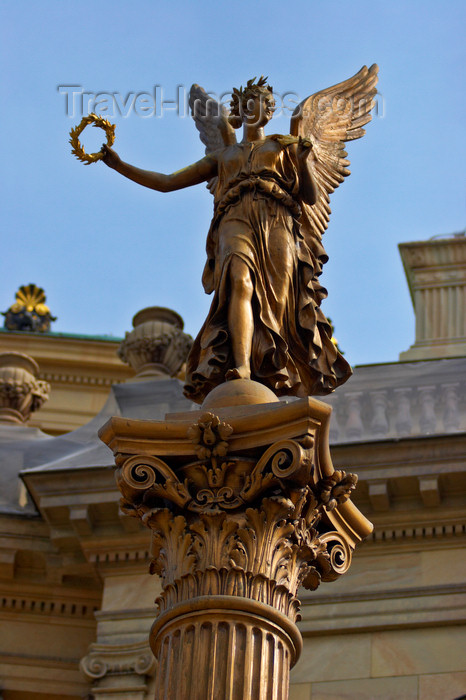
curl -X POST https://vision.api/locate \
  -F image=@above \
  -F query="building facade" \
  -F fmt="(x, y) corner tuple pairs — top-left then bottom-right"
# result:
(0, 235), (465, 699)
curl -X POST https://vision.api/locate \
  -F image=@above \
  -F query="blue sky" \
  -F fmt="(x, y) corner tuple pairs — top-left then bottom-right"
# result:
(1, 1), (464, 367)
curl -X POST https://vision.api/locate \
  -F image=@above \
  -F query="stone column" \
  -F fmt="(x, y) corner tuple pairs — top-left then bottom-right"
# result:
(100, 380), (372, 699)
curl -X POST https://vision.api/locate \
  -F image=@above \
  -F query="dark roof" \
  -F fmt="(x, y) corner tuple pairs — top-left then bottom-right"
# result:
(0, 377), (194, 514)
(1, 359), (465, 515)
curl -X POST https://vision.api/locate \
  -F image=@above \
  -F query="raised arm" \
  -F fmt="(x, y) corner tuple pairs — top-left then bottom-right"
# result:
(101, 145), (218, 193)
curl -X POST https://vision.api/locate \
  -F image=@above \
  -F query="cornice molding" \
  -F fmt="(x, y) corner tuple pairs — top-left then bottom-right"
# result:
(39, 371), (121, 387)
(0, 591), (99, 621)
(298, 586), (466, 636)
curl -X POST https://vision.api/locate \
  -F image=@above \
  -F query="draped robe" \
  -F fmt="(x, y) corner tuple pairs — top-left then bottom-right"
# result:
(183, 135), (352, 403)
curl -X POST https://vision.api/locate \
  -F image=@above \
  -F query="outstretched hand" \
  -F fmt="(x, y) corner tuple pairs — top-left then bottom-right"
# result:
(100, 144), (121, 170)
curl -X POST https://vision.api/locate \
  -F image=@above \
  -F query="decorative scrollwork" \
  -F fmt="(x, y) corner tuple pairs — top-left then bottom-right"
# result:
(80, 655), (108, 679)
(80, 642), (156, 685)
(134, 652), (156, 675)
(193, 486), (242, 511)
(270, 440), (308, 480)
(241, 438), (312, 503)
(118, 455), (191, 511)
(122, 460), (157, 490)
(318, 531), (352, 580)
(106, 398), (369, 627)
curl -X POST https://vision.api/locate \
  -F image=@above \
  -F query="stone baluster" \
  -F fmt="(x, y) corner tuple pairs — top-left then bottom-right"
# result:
(393, 388), (413, 436)
(370, 391), (389, 437)
(418, 386), (437, 434)
(345, 392), (364, 440)
(442, 383), (460, 432)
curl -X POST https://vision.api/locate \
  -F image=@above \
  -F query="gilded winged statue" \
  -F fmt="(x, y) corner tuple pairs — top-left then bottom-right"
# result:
(102, 66), (378, 403)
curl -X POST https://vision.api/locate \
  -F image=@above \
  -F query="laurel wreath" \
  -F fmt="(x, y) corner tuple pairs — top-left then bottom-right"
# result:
(69, 113), (116, 165)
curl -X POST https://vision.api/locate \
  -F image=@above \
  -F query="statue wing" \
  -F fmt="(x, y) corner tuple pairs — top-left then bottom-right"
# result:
(189, 84), (236, 193)
(290, 64), (378, 237)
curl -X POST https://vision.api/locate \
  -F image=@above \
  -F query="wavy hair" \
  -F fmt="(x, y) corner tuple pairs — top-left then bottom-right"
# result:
(229, 76), (274, 129)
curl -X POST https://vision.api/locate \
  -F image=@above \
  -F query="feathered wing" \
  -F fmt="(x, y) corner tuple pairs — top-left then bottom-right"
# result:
(189, 84), (236, 193)
(285, 65), (378, 392)
(290, 64), (378, 240)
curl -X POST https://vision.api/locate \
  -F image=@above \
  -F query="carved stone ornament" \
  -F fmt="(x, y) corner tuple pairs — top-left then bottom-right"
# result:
(100, 382), (372, 699)
(2, 283), (56, 332)
(0, 352), (50, 423)
(80, 640), (156, 697)
(117, 306), (193, 378)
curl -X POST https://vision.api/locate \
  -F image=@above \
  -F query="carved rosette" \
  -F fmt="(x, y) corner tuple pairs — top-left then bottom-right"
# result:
(101, 394), (372, 698)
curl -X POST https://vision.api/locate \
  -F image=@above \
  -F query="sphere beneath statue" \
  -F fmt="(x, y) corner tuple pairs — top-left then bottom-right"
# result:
(201, 379), (279, 409)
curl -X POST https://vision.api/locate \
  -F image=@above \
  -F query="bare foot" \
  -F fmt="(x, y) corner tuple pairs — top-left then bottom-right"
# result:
(225, 366), (251, 381)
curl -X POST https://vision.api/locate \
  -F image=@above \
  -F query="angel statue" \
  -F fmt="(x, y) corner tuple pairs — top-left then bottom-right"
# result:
(101, 66), (378, 404)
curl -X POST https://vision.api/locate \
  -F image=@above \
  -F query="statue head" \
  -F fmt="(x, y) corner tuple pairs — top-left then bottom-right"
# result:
(229, 76), (275, 129)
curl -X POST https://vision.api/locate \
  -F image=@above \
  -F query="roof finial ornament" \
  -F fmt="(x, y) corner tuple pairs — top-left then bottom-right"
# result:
(118, 307), (193, 380)
(2, 284), (57, 333)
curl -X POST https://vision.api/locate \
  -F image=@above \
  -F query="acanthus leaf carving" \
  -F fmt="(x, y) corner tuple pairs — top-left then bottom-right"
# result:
(289, 518), (330, 592)
(190, 512), (239, 571)
(232, 497), (295, 584)
(146, 510), (196, 584)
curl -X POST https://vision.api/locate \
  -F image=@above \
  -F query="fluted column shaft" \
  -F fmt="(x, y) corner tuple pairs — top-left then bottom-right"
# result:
(152, 597), (300, 700)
